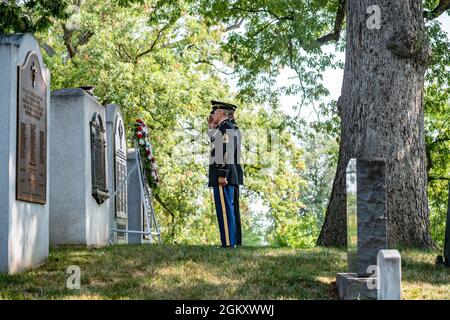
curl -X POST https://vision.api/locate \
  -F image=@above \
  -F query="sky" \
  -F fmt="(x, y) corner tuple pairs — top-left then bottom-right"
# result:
(277, 14), (450, 121)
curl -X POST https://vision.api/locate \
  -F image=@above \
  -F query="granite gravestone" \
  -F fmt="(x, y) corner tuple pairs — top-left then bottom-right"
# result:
(127, 148), (150, 244)
(356, 159), (388, 276)
(106, 104), (128, 244)
(337, 158), (388, 299)
(0, 34), (50, 274)
(49, 88), (110, 246)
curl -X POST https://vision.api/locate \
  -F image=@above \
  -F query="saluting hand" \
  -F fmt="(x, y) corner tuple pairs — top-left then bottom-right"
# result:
(208, 115), (216, 129)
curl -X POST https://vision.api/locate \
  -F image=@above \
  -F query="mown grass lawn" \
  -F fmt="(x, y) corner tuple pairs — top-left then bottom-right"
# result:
(0, 245), (449, 300)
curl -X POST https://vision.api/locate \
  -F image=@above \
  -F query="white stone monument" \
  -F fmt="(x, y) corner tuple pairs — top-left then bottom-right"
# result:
(0, 34), (50, 274)
(377, 249), (402, 300)
(127, 149), (150, 244)
(106, 104), (128, 244)
(49, 88), (110, 246)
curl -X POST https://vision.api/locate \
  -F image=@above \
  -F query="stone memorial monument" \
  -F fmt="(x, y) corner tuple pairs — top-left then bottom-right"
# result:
(337, 158), (388, 300)
(0, 34), (50, 274)
(49, 87), (110, 246)
(106, 104), (128, 244)
(127, 149), (150, 244)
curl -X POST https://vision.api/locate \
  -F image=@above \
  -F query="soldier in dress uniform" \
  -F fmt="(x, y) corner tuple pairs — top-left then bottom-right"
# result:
(228, 108), (243, 246)
(208, 100), (240, 248)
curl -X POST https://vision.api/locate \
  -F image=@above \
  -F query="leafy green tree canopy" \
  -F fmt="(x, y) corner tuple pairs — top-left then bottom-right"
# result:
(0, 0), (69, 34)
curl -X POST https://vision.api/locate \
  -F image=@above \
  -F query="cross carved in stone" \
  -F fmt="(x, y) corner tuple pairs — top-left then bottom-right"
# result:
(31, 62), (37, 88)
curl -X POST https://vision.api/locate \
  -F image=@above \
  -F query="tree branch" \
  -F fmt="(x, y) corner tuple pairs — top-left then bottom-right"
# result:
(230, 7), (292, 20)
(249, 16), (292, 39)
(225, 18), (244, 32)
(134, 24), (171, 63)
(316, 0), (346, 45)
(428, 176), (450, 181)
(116, 43), (133, 63)
(154, 193), (176, 219)
(424, 0), (450, 20)
(228, 6), (294, 38)
(61, 23), (94, 59)
(61, 23), (76, 59)
(77, 30), (94, 47)
(195, 59), (235, 75)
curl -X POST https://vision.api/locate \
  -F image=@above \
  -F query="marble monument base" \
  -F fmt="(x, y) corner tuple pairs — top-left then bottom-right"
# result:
(336, 273), (377, 300)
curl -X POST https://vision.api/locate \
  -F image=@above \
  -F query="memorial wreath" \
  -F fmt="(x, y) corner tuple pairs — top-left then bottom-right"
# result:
(134, 119), (160, 188)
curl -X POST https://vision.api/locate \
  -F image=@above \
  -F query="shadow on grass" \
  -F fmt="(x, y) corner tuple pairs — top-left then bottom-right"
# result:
(400, 248), (450, 286)
(0, 245), (345, 300)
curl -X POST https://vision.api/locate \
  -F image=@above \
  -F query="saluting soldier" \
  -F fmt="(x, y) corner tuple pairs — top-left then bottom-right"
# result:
(228, 108), (243, 246)
(208, 100), (239, 248)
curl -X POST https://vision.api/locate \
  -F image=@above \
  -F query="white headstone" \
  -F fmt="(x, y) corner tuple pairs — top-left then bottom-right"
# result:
(0, 33), (50, 274)
(106, 104), (128, 244)
(49, 88), (109, 246)
(377, 249), (402, 300)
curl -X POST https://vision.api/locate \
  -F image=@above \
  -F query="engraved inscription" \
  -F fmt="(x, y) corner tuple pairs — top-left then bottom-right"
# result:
(115, 152), (127, 219)
(114, 117), (128, 220)
(16, 51), (47, 204)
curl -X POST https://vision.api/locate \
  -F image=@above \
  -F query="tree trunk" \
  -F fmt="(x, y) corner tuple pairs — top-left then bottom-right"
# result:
(317, 0), (435, 248)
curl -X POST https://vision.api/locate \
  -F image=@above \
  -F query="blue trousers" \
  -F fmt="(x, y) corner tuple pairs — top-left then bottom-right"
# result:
(213, 185), (237, 247)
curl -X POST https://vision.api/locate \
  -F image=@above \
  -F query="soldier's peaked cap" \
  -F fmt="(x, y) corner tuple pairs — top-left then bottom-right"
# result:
(211, 100), (237, 111)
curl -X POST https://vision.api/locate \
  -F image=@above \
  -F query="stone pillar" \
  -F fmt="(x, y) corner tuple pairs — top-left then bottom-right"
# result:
(377, 250), (402, 300)
(337, 158), (388, 299)
(346, 158), (357, 273)
(127, 148), (149, 244)
(356, 159), (388, 276)
(0, 34), (50, 274)
(49, 88), (109, 246)
(106, 104), (128, 244)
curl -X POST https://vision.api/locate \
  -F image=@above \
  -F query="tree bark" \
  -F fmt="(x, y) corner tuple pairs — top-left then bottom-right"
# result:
(317, 0), (435, 248)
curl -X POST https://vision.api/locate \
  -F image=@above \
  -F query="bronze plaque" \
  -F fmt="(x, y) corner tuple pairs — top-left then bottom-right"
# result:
(16, 51), (47, 204)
